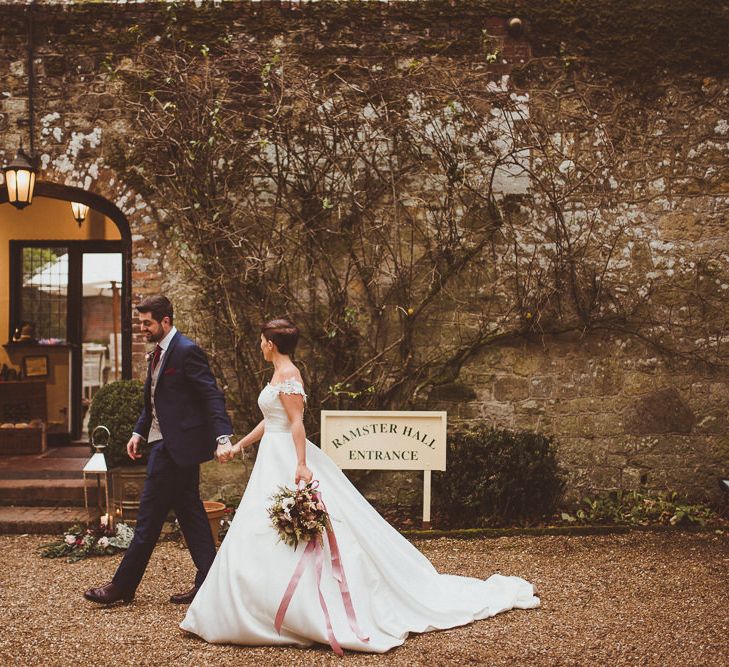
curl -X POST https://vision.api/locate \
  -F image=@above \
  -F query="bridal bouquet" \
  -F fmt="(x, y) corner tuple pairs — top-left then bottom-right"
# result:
(267, 482), (328, 549)
(270, 481), (370, 655)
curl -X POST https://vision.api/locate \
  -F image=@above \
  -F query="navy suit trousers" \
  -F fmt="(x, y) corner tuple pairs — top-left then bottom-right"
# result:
(113, 440), (216, 594)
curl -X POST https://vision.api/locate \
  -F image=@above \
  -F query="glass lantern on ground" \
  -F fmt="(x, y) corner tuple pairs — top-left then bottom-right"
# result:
(83, 425), (112, 528)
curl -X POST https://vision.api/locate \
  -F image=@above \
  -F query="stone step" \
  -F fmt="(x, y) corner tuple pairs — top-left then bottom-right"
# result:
(0, 479), (100, 507)
(0, 470), (84, 480)
(0, 506), (98, 534)
(43, 445), (91, 459)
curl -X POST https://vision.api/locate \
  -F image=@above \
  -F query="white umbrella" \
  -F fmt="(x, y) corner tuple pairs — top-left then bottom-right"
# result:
(27, 252), (122, 297)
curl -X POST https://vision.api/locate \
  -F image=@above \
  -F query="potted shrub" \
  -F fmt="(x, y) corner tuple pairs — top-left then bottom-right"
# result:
(87, 380), (146, 522)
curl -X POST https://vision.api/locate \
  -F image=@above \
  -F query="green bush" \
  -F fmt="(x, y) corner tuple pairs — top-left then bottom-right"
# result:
(87, 380), (146, 468)
(433, 426), (565, 527)
(560, 490), (716, 527)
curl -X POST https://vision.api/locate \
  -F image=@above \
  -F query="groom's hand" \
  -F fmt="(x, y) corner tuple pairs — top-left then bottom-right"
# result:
(126, 435), (143, 461)
(215, 443), (233, 463)
(215, 436), (234, 463)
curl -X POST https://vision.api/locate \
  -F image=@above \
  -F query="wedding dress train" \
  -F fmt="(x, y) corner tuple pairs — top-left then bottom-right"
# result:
(180, 379), (539, 653)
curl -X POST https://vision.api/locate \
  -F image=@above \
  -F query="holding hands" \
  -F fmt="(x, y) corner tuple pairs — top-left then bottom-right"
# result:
(215, 436), (236, 463)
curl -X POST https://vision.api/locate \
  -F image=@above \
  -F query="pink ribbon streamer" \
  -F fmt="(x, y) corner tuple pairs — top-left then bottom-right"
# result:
(317, 493), (369, 644)
(274, 485), (369, 657)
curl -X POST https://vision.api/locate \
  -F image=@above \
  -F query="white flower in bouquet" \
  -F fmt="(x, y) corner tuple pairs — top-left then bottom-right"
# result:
(64, 534), (75, 545)
(97, 536), (110, 548)
(108, 522), (135, 549)
(282, 497), (295, 510)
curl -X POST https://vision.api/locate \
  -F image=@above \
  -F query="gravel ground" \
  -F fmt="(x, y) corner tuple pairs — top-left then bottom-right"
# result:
(0, 531), (727, 666)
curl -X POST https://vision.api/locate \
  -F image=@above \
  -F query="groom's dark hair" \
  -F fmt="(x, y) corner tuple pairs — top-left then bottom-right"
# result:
(137, 295), (174, 325)
(261, 318), (299, 355)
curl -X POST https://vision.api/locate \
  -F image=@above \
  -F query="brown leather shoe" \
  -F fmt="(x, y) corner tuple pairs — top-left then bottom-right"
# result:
(169, 585), (199, 604)
(84, 582), (134, 604)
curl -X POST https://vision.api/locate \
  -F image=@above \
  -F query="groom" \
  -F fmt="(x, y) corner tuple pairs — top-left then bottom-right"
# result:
(84, 295), (235, 605)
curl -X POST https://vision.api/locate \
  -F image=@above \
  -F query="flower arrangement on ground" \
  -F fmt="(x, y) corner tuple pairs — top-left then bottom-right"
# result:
(40, 520), (134, 563)
(267, 481), (329, 549)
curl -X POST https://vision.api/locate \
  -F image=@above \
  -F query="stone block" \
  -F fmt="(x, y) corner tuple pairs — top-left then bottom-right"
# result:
(511, 354), (545, 377)
(570, 466), (622, 492)
(554, 381), (577, 399)
(556, 438), (605, 466)
(640, 434), (696, 456)
(593, 364), (625, 396)
(622, 387), (695, 435)
(621, 466), (648, 490)
(592, 413), (623, 437)
(622, 371), (655, 396)
(493, 376), (530, 401)
(707, 382), (729, 402)
(529, 375), (554, 398)
(478, 401), (515, 426)
(427, 382), (477, 403)
(2, 97), (27, 115)
(604, 435), (637, 456)
(631, 452), (699, 470)
(555, 415), (597, 439)
(517, 399), (545, 415)
(452, 402), (482, 420)
(708, 434), (729, 463)
(693, 410), (729, 435)
(604, 452), (629, 468)
(571, 371), (594, 396)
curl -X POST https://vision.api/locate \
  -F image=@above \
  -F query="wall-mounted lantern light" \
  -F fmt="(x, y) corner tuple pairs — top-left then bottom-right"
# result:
(71, 201), (89, 226)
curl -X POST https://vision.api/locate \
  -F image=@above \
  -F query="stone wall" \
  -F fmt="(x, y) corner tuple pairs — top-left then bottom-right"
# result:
(1, 1), (729, 503)
(430, 333), (729, 500)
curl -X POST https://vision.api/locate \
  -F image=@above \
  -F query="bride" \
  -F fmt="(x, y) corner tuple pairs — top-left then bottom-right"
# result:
(180, 318), (539, 654)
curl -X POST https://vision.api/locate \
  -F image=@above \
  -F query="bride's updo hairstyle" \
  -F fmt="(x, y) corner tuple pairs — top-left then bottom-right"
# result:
(261, 318), (300, 355)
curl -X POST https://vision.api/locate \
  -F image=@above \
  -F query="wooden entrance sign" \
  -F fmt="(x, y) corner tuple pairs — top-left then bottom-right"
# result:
(321, 411), (447, 529)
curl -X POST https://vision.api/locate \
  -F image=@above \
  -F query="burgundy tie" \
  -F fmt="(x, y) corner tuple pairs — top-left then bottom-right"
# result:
(152, 344), (162, 372)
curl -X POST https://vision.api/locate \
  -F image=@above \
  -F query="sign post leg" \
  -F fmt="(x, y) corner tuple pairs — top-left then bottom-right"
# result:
(422, 469), (432, 530)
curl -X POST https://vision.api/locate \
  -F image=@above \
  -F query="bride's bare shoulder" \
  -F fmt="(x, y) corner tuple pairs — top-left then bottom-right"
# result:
(276, 364), (302, 383)
(270, 365), (304, 389)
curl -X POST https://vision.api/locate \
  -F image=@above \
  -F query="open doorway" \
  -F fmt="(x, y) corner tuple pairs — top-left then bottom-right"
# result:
(9, 241), (128, 442)
(2, 186), (132, 446)
(80, 252), (123, 432)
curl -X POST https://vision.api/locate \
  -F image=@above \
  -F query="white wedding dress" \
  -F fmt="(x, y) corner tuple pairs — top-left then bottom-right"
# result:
(180, 379), (539, 653)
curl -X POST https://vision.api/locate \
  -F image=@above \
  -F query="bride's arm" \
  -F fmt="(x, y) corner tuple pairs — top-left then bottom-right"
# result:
(232, 419), (265, 454)
(279, 393), (313, 484)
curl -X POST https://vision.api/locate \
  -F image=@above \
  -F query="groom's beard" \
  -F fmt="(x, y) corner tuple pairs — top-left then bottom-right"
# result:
(146, 329), (165, 343)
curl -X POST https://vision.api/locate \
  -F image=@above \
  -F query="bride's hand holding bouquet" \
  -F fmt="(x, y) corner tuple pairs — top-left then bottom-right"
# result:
(295, 462), (313, 485)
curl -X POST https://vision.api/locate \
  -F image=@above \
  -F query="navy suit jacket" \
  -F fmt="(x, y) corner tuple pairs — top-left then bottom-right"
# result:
(133, 331), (233, 467)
